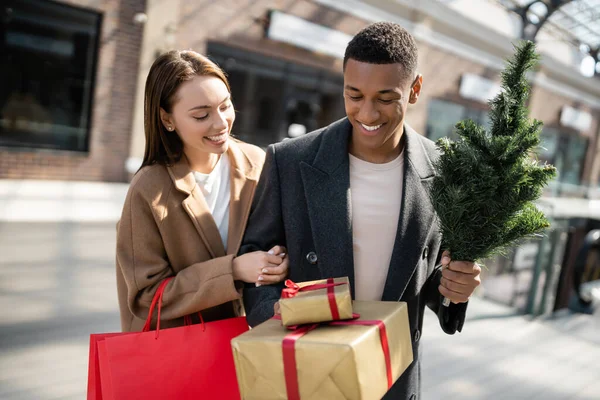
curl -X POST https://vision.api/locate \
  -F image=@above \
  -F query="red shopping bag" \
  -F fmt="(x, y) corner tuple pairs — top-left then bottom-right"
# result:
(87, 278), (249, 400)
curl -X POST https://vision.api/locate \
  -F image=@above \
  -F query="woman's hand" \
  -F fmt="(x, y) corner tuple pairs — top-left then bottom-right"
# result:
(233, 245), (289, 286)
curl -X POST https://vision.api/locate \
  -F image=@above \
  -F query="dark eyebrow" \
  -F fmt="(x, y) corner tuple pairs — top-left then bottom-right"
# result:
(344, 85), (400, 95)
(377, 89), (400, 95)
(187, 95), (231, 111)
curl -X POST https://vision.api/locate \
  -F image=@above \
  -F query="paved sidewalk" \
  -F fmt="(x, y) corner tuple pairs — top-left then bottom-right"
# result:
(421, 299), (600, 400)
(0, 179), (128, 222)
(0, 222), (121, 400)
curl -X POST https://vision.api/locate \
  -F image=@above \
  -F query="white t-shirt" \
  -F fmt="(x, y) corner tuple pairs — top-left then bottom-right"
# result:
(350, 152), (404, 301)
(193, 153), (231, 249)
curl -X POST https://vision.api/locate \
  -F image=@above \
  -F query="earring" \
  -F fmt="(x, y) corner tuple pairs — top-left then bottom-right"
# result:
(167, 126), (173, 131)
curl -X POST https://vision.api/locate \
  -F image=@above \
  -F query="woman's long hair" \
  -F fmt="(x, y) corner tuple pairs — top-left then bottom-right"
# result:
(140, 50), (231, 170)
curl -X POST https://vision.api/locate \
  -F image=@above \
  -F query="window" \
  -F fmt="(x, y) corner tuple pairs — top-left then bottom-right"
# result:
(425, 99), (490, 142)
(538, 129), (559, 163)
(426, 100), (588, 189)
(540, 128), (587, 187)
(561, 135), (587, 185)
(207, 43), (345, 148)
(0, 0), (101, 152)
(255, 76), (283, 132)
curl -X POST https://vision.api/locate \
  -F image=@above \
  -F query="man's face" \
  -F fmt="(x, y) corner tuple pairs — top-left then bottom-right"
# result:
(343, 59), (422, 159)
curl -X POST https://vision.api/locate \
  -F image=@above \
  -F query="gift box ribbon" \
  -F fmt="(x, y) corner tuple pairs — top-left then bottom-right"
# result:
(278, 314), (393, 400)
(281, 278), (347, 321)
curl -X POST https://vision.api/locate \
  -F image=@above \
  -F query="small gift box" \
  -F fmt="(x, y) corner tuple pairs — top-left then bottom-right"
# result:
(231, 301), (414, 400)
(279, 277), (353, 327)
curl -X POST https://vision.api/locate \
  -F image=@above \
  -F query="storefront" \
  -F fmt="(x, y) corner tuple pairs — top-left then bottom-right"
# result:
(6, 0), (598, 187)
(1, 0), (100, 152)
(207, 42), (345, 148)
(420, 61), (598, 198)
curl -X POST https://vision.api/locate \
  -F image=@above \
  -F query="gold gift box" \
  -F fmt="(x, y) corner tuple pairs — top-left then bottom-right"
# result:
(279, 277), (353, 326)
(231, 301), (413, 400)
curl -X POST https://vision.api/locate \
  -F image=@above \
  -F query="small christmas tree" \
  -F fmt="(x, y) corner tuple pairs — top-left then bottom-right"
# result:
(430, 41), (557, 263)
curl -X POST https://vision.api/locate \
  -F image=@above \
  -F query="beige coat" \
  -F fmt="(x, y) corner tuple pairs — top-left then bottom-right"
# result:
(116, 140), (265, 332)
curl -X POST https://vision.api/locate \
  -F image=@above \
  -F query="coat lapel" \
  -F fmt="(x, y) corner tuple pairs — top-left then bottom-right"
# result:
(167, 155), (226, 258)
(226, 141), (261, 254)
(166, 144), (262, 258)
(381, 125), (438, 301)
(300, 119), (356, 296)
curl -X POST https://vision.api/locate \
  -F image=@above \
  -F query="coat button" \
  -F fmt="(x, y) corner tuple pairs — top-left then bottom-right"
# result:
(422, 246), (429, 259)
(306, 251), (318, 265)
(413, 329), (421, 342)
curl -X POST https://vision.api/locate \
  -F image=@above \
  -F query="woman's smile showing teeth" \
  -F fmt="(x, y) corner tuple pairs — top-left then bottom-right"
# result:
(204, 132), (228, 143)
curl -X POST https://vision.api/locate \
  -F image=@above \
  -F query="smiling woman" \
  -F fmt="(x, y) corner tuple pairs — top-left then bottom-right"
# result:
(140, 51), (235, 172)
(158, 74), (234, 173)
(115, 50), (290, 333)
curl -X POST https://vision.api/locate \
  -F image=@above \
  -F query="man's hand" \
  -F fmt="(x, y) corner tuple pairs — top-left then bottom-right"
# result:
(438, 250), (481, 304)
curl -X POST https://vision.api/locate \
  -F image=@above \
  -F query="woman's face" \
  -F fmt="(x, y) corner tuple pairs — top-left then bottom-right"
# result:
(161, 75), (235, 157)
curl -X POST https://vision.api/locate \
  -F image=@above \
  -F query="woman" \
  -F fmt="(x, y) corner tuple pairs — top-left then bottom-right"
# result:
(116, 50), (288, 332)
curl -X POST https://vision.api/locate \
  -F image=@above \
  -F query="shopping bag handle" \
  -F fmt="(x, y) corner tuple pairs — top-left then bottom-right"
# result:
(142, 277), (173, 333)
(142, 277), (205, 336)
(183, 313), (205, 330)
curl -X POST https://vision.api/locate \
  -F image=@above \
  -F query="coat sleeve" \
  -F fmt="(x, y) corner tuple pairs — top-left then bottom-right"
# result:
(238, 144), (286, 327)
(116, 180), (241, 326)
(424, 250), (468, 334)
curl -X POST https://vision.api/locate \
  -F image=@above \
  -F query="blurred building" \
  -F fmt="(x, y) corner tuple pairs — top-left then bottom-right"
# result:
(2, 0), (600, 313)
(3, 0), (598, 187)
(123, 0), (600, 195)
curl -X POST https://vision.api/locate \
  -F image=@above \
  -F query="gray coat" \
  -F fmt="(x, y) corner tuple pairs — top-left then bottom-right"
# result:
(240, 117), (467, 400)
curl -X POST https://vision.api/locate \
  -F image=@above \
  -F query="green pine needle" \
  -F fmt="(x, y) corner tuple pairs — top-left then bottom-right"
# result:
(430, 41), (557, 262)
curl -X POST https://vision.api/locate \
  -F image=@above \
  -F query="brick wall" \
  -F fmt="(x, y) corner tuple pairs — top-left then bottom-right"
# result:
(0, 0), (145, 182)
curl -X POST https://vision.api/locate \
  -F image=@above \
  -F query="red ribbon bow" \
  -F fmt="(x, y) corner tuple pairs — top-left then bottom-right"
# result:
(281, 278), (347, 320)
(280, 314), (393, 400)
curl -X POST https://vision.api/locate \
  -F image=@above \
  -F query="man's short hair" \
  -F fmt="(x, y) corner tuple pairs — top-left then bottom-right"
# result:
(343, 22), (418, 80)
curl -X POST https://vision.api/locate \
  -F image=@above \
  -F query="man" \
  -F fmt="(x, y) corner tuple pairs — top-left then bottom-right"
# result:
(240, 22), (481, 399)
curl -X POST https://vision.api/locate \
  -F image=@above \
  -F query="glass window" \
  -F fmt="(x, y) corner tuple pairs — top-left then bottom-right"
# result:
(225, 68), (249, 136)
(425, 99), (490, 142)
(464, 107), (491, 130)
(426, 101), (588, 188)
(208, 43), (344, 148)
(479, 112), (492, 131)
(538, 127), (587, 186)
(426, 100), (465, 142)
(561, 135), (587, 185)
(538, 128), (559, 163)
(256, 76), (283, 132)
(0, 0), (101, 152)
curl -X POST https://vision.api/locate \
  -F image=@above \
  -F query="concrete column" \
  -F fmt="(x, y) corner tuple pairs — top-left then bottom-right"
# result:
(126, 0), (182, 177)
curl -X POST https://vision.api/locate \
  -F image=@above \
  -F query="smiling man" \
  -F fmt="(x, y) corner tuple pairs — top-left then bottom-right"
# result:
(240, 22), (481, 399)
